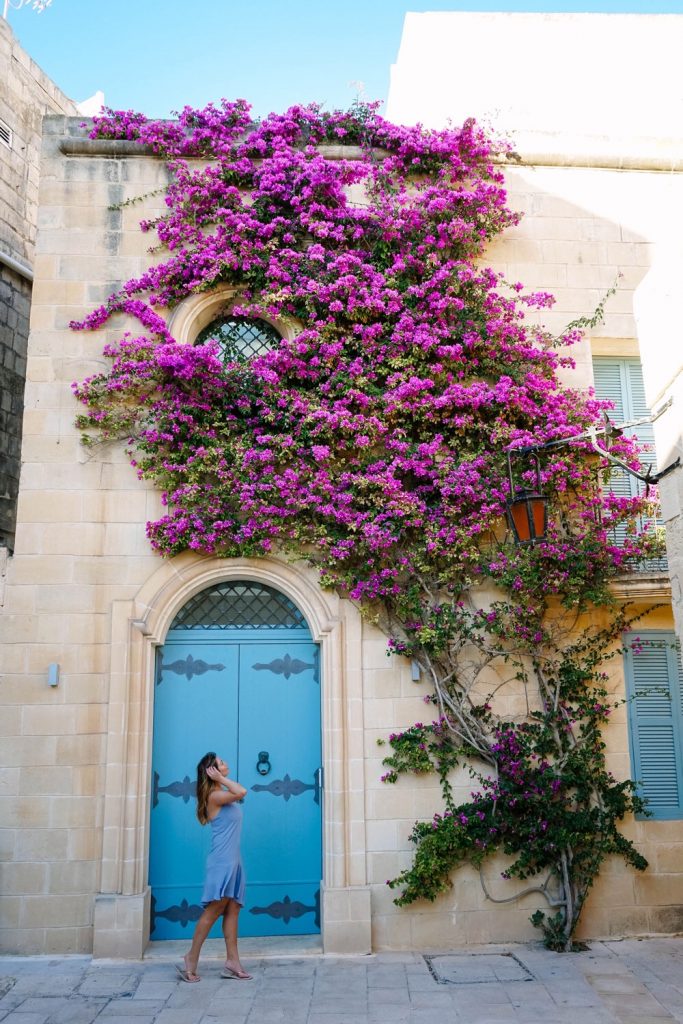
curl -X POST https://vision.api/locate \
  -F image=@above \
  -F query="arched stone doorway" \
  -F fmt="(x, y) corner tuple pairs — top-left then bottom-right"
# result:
(92, 553), (371, 958)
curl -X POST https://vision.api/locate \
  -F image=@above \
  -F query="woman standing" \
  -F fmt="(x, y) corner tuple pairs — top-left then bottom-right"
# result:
(176, 752), (252, 983)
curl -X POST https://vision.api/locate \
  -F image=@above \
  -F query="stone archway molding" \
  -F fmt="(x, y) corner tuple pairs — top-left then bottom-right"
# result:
(93, 552), (370, 958)
(166, 284), (300, 346)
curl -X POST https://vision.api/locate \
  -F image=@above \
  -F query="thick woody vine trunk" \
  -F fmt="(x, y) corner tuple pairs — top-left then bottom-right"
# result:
(560, 849), (575, 951)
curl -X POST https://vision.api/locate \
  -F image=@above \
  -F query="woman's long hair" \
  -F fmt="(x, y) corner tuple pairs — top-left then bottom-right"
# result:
(196, 751), (217, 825)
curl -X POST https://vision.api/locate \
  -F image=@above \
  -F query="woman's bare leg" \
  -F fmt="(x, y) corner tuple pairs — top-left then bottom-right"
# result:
(184, 899), (228, 978)
(222, 900), (251, 977)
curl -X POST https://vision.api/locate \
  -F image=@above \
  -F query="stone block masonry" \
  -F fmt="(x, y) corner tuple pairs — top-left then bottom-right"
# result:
(0, 16), (76, 549)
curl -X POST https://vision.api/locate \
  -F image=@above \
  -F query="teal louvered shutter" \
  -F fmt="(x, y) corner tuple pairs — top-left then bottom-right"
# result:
(592, 358), (662, 562)
(592, 357), (656, 486)
(624, 631), (683, 819)
(623, 360), (655, 458)
(592, 359), (627, 424)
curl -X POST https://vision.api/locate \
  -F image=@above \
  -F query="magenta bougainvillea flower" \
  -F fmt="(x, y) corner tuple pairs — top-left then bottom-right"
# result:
(72, 101), (657, 609)
(72, 100), (661, 949)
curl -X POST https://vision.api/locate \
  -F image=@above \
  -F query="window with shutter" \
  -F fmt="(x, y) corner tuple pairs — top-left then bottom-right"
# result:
(592, 357), (665, 570)
(624, 631), (683, 819)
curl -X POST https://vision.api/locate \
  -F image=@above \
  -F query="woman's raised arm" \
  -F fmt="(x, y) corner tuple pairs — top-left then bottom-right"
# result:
(206, 765), (247, 803)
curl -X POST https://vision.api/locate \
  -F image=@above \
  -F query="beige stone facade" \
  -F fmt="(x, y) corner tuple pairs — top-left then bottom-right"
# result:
(1, 11), (683, 958)
(0, 112), (678, 958)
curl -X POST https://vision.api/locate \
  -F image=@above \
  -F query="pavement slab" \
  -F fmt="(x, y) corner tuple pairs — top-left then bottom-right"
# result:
(0, 1014), (53, 1024)
(99, 1000), (166, 1016)
(1, 938), (683, 1022)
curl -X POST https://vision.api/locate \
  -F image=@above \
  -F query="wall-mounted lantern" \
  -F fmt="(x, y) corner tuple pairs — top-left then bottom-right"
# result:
(504, 411), (680, 547)
(506, 449), (548, 545)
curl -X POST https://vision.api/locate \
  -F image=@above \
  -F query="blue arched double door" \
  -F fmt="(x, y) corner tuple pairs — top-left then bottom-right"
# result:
(149, 580), (322, 939)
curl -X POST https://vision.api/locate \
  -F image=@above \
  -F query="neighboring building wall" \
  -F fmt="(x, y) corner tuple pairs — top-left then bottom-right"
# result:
(0, 16), (76, 551)
(638, 283), (683, 721)
(0, 108), (680, 956)
(387, 9), (683, 735)
(387, 12), (683, 140)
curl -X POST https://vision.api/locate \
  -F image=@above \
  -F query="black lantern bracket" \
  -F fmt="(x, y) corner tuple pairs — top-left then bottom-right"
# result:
(504, 405), (681, 545)
(586, 417), (680, 488)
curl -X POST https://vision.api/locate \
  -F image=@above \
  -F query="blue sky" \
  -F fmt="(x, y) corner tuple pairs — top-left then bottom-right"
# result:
(7, 0), (683, 118)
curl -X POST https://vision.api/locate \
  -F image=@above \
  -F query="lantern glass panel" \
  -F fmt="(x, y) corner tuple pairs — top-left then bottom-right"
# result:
(530, 496), (547, 540)
(510, 500), (533, 543)
(508, 494), (548, 544)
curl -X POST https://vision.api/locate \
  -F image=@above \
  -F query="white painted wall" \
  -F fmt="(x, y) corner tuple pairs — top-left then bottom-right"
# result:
(387, 12), (683, 142)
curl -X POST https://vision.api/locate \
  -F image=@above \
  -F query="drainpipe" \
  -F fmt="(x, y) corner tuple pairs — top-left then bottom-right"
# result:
(0, 249), (33, 282)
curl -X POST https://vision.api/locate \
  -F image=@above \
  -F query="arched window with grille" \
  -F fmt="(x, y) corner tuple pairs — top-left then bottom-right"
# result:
(168, 580), (309, 631)
(194, 315), (281, 362)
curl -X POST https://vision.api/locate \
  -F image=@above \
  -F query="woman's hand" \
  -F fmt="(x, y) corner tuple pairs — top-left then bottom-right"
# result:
(206, 763), (247, 803)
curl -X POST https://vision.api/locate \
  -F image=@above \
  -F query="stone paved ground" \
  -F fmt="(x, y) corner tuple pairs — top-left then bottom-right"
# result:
(1, 938), (683, 1023)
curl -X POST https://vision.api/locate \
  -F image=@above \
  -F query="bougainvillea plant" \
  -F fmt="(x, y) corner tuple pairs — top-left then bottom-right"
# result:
(72, 99), (663, 949)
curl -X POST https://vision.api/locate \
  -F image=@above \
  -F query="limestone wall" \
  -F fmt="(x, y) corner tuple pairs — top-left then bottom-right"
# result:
(365, 604), (679, 951)
(488, 162), (683, 747)
(0, 117), (679, 955)
(0, 16), (76, 549)
(0, 118), (168, 954)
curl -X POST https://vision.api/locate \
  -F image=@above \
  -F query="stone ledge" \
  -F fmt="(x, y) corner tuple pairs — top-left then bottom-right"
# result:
(58, 139), (391, 161)
(611, 573), (672, 601)
(59, 139), (160, 158)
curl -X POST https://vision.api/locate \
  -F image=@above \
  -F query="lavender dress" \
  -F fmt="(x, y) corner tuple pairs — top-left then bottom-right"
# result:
(200, 801), (246, 907)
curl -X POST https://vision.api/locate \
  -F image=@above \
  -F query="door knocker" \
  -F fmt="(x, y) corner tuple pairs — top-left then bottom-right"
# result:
(256, 750), (271, 776)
